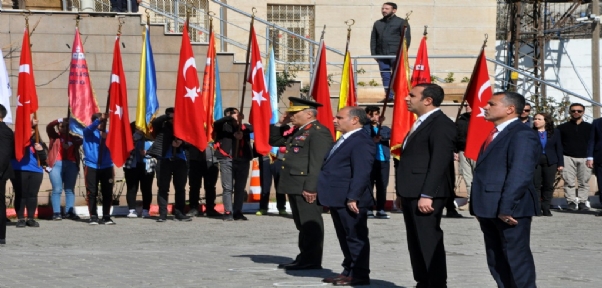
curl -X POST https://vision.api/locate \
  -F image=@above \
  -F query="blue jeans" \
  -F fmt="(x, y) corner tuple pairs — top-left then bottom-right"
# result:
(49, 160), (79, 215)
(377, 58), (396, 99)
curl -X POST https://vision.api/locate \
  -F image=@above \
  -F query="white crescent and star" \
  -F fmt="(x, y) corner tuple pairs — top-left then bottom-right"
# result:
(183, 57), (196, 80)
(114, 105), (123, 120)
(252, 90), (267, 106)
(185, 86), (199, 103)
(476, 81), (491, 118)
(17, 95), (30, 107)
(111, 74), (120, 84)
(19, 64), (30, 74)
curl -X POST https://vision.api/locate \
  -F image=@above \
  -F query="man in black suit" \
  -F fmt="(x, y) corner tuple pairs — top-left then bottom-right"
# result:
(471, 91), (539, 288)
(318, 106), (375, 286)
(586, 117), (602, 217)
(396, 83), (456, 287)
(0, 104), (15, 245)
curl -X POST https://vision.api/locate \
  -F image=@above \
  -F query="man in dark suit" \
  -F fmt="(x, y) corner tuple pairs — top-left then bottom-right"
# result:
(586, 117), (602, 217)
(318, 106), (375, 286)
(0, 104), (15, 245)
(470, 91), (539, 288)
(396, 83), (456, 287)
(269, 97), (334, 270)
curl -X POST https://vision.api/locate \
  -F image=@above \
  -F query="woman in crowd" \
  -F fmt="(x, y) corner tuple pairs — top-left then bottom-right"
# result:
(11, 120), (48, 227)
(124, 123), (156, 218)
(46, 118), (82, 220)
(533, 112), (563, 216)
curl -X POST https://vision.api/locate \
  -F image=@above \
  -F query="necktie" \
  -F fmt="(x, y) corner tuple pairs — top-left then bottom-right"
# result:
(327, 136), (345, 159)
(483, 128), (498, 151)
(403, 119), (422, 149)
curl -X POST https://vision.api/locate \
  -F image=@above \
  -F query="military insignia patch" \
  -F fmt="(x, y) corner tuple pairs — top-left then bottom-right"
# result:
(293, 147), (300, 153)
(304, 123), (313, 130)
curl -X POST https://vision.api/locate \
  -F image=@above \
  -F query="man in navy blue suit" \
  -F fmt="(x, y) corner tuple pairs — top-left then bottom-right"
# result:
(470, 91), (540, 288)
(317, 106), (375, 286)
(586, 117), (602, 217)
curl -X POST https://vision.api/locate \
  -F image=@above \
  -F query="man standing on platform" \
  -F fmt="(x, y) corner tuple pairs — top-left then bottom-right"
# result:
(270, 97), (333, 270)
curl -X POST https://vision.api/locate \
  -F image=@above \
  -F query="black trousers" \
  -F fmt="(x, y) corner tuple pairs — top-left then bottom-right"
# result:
(13, 171), (43, 219)
(596, 165), (602, 203)
(259, 158), (287, 210)
(188, 159), (219, 211)
(533, 154), (556, 214)
(85, 166), (115, 218)
(331, 207), (370, 280)
(478, 217), (536, 288)
(124, 165), (155, 210)
(157, 159), (187, 217)
(287, 193), (324, 266)
(370, 160), (389, 211)
(401, 197), (447, 287)
(0, 179), (7, 240)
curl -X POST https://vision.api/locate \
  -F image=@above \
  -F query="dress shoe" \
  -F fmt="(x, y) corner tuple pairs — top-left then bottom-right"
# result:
(578, 203), (590, 211)
(233, 212), (248, 221)
(445, 212), (464, 218)
(542, 210), (553, 217)
(322, 274), (347, 283)
(277, 261), (297, 269)
(332, 277), (370, 286)
(205, 209), (222, 217)
(0, 239), (5, 245)
(283, 263), (322, 270)
(16, 219), (26, 228)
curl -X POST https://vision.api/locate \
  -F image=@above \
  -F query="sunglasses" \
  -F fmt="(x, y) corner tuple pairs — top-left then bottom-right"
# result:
(523, 109), (531, 112)
(570, 110), (583, 113)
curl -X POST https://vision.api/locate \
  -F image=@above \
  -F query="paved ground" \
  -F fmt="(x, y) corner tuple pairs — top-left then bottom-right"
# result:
(0, 208), (601, 288)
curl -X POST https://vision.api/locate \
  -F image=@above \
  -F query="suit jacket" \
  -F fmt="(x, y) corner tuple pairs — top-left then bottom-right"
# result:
(317, 130), (375, 208)
(587, 118), (602, 165)
(396, 110), (456, 198)
(0, 122), (15, 180)
(363, 124), (391, 161)
(540, 129), (563, 166)
(470, 120), (540, 218)
(269, 121), (333, 195)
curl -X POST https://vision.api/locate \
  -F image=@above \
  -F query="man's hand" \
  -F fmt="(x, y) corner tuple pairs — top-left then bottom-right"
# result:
(498, 214), (518, 226)
(233, 131), (243, 140)
(172, 139), (183, 147)
(372, 135), (382, 143)
(34, 143), (43, 151)
(379, 115), (386, 123)
(100, 131), (107, 139)
(586, 160), (594, 169)
(278, 114), (291, 126)
(417, 197), (434, 214)
(302, 190), (317, 204)
(100, 113), (108, 121)
(558, 165), (564, 171)
(347, 200), (359, 214)
(31, 118), (39, 127)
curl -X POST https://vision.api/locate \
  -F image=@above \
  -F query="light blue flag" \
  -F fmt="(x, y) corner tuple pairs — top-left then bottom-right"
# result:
(214, 57), (223, 120)
(266, 46), (279, 156)
(145, 30), (159, 126)
(69, 118), (86, 137)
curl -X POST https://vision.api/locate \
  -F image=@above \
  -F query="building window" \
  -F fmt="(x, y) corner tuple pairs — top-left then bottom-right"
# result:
(267, 4), (315, 68)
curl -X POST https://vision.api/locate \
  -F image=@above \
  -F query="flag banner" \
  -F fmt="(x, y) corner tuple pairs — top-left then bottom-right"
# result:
(0, 52), (12, 124)
(68, 27), (99, 136)
(106, 35), (134, 167)
(309, 39), (335, 138)
(173, 22), (208, 152)
(266, 45), (280, 157)
(247, 26), (272, 156)
(464, 49), (494, 161)
(135, 25), (159, 136)
(411, 35), (431, 87)
(15, 28), (38, 161)
(201, 29), (216, 142)
(214, 57), (223, 121)
(390, 36), (415, 159)
(336, 51), (358, 139)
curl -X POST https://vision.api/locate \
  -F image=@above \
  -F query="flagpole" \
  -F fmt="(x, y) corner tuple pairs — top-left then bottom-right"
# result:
(234, 7), (257, 159)
(64, 16), (80, 161)
(307, 25), (326, 97)
(455, 34), (488, 122)
(23, 12), (41, 167)
(378, 11), (412, 133)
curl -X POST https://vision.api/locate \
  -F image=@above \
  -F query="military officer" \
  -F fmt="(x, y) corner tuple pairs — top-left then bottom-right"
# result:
(270, 97), (334, 270)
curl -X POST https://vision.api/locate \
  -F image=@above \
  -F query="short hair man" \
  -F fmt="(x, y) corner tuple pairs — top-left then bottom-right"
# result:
(520, 103), (533, 127)
(0, 104), (15, 244)
(396, 83), (456, 287)
(557, 103), (592, 211)
(471, 91), (539, 287)
(317, 107), (375, 286)
(370, 2), (411, 102)
(363, 106), (391, 219)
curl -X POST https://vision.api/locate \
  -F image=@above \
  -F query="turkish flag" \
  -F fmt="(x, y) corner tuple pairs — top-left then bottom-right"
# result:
(308, 39), (334, 138)
(106, 35), (134, 167)
(15, 28), (38, 161)
(247, 26), (272, 156)
(464, 49), (494, 160)
(411, 35), (431, 86)
(173, 22), (208, 152)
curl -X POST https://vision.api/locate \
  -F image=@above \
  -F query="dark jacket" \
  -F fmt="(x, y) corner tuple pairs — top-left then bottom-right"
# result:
(539, 129), (564, 166)
(557, 120), (592, 158)
(0, 122), (15, 180)
(587, 118), (602, 165)
(363, 124), (391, 161)
(213, 116), (253, 160)
(147, 114), (186, 159)
(455, 112), (470, 152)
(370, 14), (411, 56)
(270, 121), (334, 194)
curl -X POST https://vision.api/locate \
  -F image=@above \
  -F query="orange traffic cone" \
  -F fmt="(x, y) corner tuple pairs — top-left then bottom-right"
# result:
(249, 159), (261, 202)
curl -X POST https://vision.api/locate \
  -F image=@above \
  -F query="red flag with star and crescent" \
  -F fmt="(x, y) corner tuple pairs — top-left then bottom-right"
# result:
(15, 27), (38, 161)
(464, 49), (494, 161)
(173, 22), (208, 152)
(106, 35), (134, 167)
(247, 26), (272, 155)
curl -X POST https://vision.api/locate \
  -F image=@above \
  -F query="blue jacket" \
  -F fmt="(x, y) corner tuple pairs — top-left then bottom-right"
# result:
(317, 130), (375, 208)
(363, 124), (391, 161)
(470, 120), (540, 218)
(11, 139), (47, 173)
(83, 119), (114, 169)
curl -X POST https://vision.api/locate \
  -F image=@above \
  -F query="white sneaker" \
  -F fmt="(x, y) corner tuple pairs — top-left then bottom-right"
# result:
(141, 209), (150, 218)
(127, 210), (138, 218)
